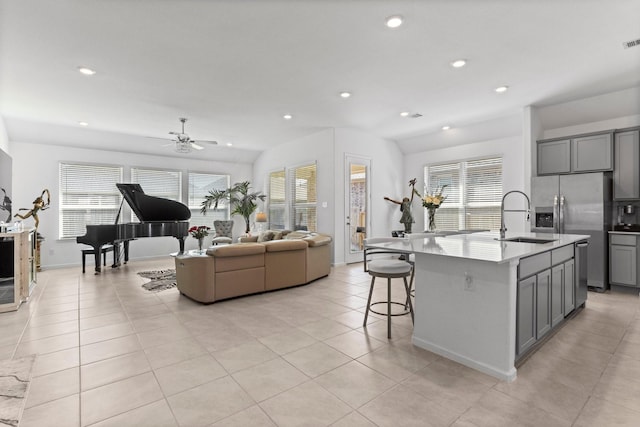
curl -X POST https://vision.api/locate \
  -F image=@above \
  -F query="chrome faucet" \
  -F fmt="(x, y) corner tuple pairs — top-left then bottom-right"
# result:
(500, 190), (531, 239)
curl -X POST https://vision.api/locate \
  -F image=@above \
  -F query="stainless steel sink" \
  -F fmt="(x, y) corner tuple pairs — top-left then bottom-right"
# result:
(496, 237), (557, 244)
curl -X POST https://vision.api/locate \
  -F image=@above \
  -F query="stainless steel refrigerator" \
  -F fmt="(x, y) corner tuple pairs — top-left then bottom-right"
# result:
(531, 172), (612, 291)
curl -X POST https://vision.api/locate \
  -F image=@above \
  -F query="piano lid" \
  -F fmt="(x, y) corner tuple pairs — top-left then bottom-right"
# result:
(116, 183), (191, 222)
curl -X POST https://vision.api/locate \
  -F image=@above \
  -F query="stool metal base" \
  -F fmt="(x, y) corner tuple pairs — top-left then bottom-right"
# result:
(363, 273), (414, 339)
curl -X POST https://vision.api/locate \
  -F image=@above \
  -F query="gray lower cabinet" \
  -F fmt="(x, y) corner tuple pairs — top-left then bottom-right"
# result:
(517, 244), (577, 358)
(563, 259), (575, 315)
(614, 130), (640, 200)
(536, 269), (551, 338)
(610, 237), (637, 287)
(517, 275), (537, 356)
(551, 264), (564, 327)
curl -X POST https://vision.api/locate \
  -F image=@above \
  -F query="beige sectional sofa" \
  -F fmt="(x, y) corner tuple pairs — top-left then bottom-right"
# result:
(175, 233), (332, 303)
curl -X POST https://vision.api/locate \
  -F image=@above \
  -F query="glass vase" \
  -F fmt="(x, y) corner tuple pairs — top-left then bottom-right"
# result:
(427, 207), (437, 232)
(197, 237), (204, 253)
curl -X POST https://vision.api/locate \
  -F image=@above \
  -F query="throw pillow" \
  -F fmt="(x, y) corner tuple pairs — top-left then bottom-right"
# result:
(257, 231), (275, 242)
(272, 231), (284, 240)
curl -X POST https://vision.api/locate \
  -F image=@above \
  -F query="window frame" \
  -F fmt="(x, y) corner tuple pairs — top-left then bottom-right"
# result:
(424, 156), (503, 231)
(266, 161), (317, 232)
(58, 161), (124, 239)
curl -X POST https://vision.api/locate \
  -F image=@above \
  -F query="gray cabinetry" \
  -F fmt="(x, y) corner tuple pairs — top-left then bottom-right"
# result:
(563, 259), (575, 315)
(516, 244), (577, 359)
(572, 133), (613, 172)
(537, 132), (613, 176)
(517, 275), (536, 356)
(551, 264), (564, 328)
(536, 269), (551, 338)
(609, 234), (638, 287)
(613, 130), (640, 200)
(537, 140), (570, 175)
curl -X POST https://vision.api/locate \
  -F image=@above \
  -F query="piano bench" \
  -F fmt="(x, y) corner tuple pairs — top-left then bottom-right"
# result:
(82, 245), (114, 273)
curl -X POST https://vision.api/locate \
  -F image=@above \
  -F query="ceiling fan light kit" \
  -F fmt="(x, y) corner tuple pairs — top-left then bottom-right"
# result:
(155, 118), (218, 153)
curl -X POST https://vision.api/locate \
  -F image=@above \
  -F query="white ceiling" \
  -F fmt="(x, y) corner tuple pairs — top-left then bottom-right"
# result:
(1, 0), (639, 161)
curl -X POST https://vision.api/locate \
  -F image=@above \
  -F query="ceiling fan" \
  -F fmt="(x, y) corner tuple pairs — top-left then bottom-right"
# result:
(161, 118), (218, 153)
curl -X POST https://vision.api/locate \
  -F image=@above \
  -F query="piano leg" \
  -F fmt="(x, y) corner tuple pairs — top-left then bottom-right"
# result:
(177, 237), (185, 254)
(112, 242), (120, 269)
(93, 245), (102, 274)
(124, 240), (130, 263)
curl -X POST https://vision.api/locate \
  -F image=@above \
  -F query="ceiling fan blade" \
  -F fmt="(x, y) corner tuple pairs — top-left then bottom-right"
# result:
(168, 131), (178, 135)
(192, 140), (218, 145)
(191, 143), (205, 150)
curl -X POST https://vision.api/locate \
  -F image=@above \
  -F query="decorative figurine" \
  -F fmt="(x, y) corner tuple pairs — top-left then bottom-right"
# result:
(14, 189), (50, 228)
(0, 187), (11, 222)
(384, 178), (420, 233)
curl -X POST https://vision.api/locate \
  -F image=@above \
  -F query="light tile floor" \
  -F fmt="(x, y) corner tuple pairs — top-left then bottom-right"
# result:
(1, 258), (639, 426)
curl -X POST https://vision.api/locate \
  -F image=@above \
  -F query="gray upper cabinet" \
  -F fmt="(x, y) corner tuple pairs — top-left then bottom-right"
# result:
(537, 132), (614, 176)
(538, 140), (571, 175)
(572, 133), (612, 172)
(614, 130), (640, 200)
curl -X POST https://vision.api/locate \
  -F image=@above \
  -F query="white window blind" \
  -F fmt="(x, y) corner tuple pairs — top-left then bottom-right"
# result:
(188, 173), (230, 227)
(59, 163), (123, 238)
(424, 156), (502, 231)
(268, 170), (286, 230)
(425, 162), (461, 231)
(464, 157), (503, 230)
(131, 168), (182, 222)
(289, 163), (317, 232)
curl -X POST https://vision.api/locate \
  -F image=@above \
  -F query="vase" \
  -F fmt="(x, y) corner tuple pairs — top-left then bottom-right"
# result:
(427, 207), (437, 232)
(197, 237), (204, 252)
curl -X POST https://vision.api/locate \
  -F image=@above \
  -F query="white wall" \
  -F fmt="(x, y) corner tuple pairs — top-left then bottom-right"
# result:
(0, 116), (9, 154)
(11, 142), (252, 269)
(252, 128), (335, 236)
(404, 135), (526, 233)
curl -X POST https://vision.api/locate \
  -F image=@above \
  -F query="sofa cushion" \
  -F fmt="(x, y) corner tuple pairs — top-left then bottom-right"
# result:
(257, 231), (276, 242)
(285, 231), (312, 240)
(263, 239), (308, 252)
(206, 243), (265, 257)
(303, 234), (332, 247)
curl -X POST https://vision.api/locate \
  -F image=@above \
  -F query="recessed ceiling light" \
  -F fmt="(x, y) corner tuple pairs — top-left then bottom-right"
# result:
(226, 142), (233, 147)
(450, 59), (467, 68)
(77, 66), (96, 75)
(442, 125), (451, 130)
(339, 91), (352, 98)
(78, 121), (89, 126)
(495, 85), (509, 93)
(283, 114), (293, 120)
(385, 15), (403, 28)
(400, 112), (410, 117)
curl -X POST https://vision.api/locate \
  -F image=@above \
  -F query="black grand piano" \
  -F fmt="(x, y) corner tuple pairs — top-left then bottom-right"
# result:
(76, 183), (190, 273)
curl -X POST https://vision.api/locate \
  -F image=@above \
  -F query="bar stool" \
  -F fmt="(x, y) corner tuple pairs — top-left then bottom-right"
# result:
(363, 259), (414, 339)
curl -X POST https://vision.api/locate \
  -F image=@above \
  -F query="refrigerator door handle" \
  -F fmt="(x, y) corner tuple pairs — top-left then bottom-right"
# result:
(559, 195), (565, 234)
(553, 195), (559, 233)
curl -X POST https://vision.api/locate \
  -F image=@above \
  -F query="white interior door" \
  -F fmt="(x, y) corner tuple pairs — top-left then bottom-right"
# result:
(345, 155), (371, 264)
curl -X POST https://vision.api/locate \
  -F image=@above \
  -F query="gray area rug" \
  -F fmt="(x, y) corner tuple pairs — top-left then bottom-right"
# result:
(0, 355), (35, 427)
(138, 269), (177, 292)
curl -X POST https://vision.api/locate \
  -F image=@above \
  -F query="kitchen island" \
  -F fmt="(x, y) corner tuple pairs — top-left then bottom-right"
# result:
(367, 231), (589, 382)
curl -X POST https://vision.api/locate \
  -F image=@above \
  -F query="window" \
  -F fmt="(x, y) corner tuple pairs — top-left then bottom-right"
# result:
(290, 163), (317, 231)
(59, 163), (123, 238)
(188, 172), (230, 227)
(267, 163), (317, 231)
(424, 157), (502, 231)
(130, 167), (182, 222)
(268, 170), (286, 230)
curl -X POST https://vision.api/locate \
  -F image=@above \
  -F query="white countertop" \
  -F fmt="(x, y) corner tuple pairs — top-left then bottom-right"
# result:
(609, 230), (640, 235)
(366, 231), (589, 264)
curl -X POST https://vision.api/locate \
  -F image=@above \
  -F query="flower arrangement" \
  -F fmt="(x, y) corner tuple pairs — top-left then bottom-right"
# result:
(188, 225), (210, 239)
(422, 185), (448, 231)
(422, 185), (448, 209)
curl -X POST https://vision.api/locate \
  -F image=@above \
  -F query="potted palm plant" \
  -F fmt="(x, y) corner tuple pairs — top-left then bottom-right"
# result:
(200, 181), (266, 234)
